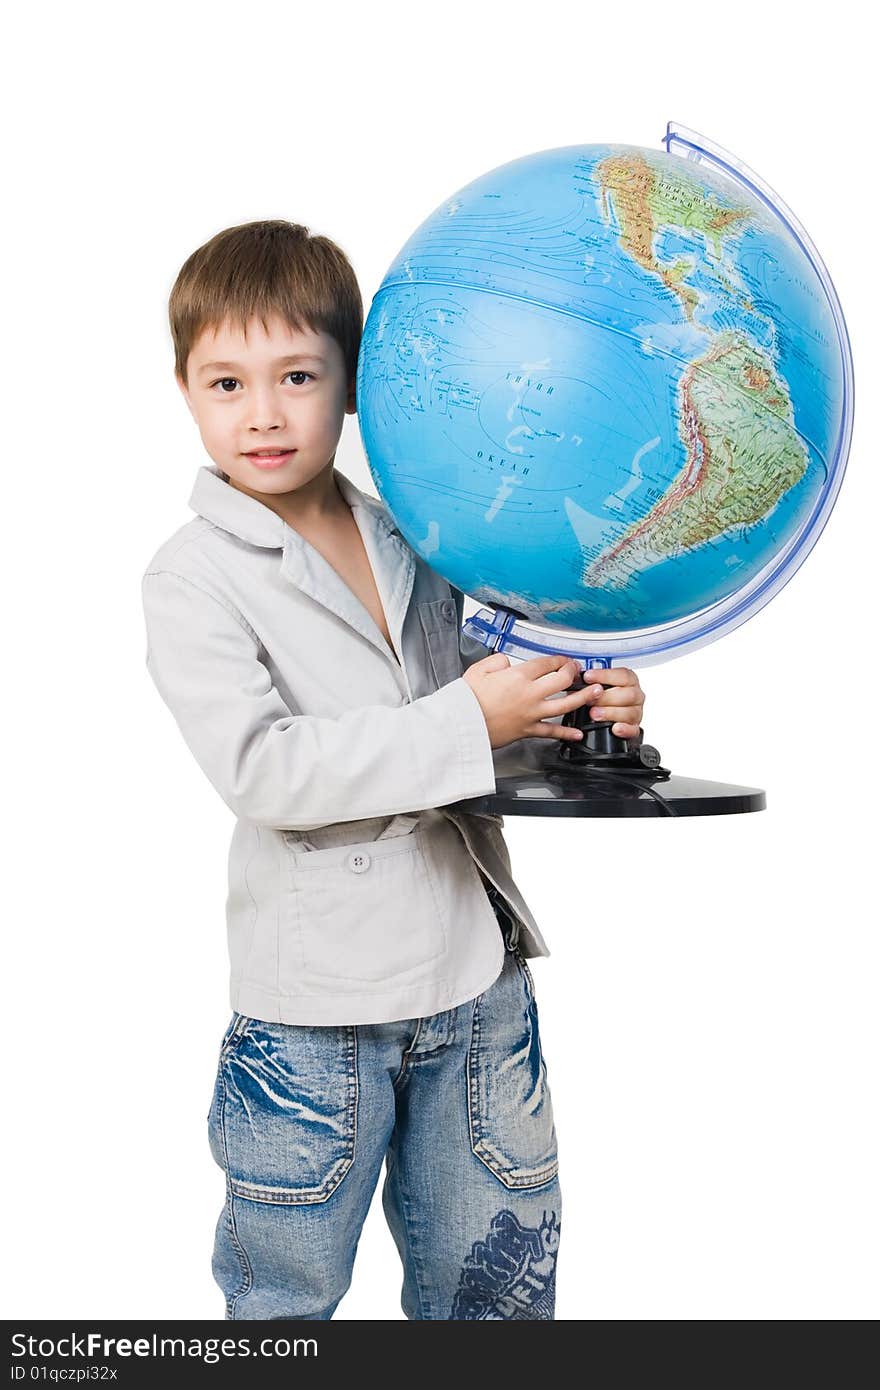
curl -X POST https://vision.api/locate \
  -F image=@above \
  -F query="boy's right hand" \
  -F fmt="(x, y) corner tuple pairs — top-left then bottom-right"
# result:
(463, 653), (603, 749)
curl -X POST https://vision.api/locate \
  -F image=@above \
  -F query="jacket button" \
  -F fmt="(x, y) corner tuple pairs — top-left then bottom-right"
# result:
(347, 850), (371, 873)
(440, 600), (455, 622)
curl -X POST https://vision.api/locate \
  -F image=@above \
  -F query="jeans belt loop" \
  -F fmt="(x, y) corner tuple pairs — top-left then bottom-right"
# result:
(486, 882), (520, 953)
(507, 911), (521, 952)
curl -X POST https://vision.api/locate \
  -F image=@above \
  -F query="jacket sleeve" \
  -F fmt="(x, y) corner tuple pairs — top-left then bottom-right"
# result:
(142, 569), (497, 831)
(451, 583), (495, 674)
(449, 584), (523, 811)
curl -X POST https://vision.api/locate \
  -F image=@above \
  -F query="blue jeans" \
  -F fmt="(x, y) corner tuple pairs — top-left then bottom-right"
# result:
(206, 897), (561, 1319)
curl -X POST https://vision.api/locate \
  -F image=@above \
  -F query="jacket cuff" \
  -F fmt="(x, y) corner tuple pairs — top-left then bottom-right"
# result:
(424, 676), (497, 801)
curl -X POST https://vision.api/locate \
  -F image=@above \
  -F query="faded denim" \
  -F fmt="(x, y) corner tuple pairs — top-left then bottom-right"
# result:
(206, 900), (561, 1320)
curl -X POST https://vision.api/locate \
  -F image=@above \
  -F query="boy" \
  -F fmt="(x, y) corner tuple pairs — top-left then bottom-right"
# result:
(141, 220), (646, 1320)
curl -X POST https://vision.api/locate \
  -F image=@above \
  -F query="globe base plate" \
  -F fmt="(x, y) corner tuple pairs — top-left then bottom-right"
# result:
(445, 739), (766, 818)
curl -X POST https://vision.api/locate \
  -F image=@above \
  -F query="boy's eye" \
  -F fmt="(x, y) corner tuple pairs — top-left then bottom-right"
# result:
(208, 371), (315, 393)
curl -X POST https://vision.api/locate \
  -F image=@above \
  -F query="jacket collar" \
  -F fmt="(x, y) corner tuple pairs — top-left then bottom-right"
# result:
(188, 462), (397, 548)
(187, 464), (416, 684)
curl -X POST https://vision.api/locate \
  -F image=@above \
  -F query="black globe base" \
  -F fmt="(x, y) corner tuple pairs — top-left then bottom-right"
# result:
(445, 703), (766, 818)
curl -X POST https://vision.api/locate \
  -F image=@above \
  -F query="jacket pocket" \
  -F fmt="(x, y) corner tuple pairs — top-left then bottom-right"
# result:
(417, 596), (462, 690)
(283, 822), (447, 985)
(467, 950), (559, 1190)
(207, 1018), (358, 1204)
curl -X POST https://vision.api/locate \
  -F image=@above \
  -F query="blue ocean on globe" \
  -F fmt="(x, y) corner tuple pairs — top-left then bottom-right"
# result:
(356, 140), (847, 658)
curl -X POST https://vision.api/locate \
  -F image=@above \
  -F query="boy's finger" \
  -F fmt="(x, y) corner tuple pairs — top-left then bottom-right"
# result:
(585, 685), (644, 708)
(524, 654), (579, 678)
(581, 666), (639, 688)
(590, 705), (643, 723)
(532, 662), (585, 693)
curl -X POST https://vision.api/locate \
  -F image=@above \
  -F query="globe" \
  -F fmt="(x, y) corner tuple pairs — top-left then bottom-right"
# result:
(356, 123), (853, 669)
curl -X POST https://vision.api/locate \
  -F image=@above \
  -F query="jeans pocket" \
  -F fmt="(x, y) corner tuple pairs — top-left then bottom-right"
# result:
(467, 952), (558, 1190)
(208, 1018), (358, 1204)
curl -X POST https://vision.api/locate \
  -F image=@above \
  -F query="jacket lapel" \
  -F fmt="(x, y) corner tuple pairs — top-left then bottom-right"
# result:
(188, 464), (416, 671)
(336, 471), (416, 669)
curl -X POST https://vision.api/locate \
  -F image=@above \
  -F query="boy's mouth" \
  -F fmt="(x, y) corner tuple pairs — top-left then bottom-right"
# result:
(244, 449), (296, 469)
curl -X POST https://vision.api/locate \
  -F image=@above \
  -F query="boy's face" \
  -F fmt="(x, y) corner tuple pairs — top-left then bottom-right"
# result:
(178, 313), (356, 500)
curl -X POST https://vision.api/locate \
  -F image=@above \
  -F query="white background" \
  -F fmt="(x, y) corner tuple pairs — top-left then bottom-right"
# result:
(4, 0), (876, 1321)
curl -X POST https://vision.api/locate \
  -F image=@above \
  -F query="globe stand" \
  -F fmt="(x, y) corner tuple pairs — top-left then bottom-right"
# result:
(444, 607), (766, 819)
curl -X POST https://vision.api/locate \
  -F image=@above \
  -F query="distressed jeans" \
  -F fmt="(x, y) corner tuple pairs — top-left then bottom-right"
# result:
(206, 894), (561, 1319)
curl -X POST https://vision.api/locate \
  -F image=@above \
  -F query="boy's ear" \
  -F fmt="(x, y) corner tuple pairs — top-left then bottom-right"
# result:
(346, 378), (357, 414)
(176, 372), (197, 420)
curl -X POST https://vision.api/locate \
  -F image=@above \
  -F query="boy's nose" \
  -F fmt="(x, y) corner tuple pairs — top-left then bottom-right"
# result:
(248, 406), (286, 426)
(247, 391), (287, 430)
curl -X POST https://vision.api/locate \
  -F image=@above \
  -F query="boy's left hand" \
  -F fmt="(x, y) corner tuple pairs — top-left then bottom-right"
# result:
(580, 666), (645, 739)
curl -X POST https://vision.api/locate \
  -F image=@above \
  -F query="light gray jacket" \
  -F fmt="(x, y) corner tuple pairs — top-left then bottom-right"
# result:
(141, 464), (549, 1025)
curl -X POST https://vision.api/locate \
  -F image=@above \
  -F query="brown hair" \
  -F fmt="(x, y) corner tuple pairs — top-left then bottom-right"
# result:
(168, 220), (363, 388)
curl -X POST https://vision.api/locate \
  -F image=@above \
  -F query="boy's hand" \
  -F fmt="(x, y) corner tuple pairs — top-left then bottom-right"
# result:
(580, 665), (645, 740)
(463, 653), (644, 749)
